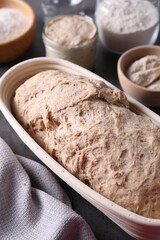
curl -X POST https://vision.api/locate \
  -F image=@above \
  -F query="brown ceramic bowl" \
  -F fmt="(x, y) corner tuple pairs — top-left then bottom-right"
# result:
(117, 45), (160, 107)
(0, 0), (35, 63)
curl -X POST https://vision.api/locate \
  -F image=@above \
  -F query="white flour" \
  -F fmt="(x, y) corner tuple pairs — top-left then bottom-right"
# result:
(0, 8), (30, 42)
(95, 0), (159, 53)
(127, 55), (160, 88)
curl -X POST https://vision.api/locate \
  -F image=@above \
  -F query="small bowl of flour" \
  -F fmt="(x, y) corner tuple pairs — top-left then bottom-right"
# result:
(0, 0), (35, 63)
(0, 8), (30, 42)
(117, 45), (160, 107)
(95, 0), (160, 54)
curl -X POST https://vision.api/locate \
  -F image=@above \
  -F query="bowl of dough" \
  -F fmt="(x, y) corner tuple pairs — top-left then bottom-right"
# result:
(1, 57), (160, 240)
(117, 45), (160, 107)
(0, 0), (35, 63)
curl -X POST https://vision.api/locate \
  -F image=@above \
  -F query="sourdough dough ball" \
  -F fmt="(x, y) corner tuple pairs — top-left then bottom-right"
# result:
(12, 70), (160, 219)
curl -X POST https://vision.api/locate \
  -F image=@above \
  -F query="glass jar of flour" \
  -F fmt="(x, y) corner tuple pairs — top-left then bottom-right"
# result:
(95, 0), (160, 54)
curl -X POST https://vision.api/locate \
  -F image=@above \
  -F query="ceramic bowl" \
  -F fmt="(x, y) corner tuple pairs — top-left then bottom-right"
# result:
(0, 0), (35, 63)
(1, 57), (160, 240)
(117, 45), (160, 107)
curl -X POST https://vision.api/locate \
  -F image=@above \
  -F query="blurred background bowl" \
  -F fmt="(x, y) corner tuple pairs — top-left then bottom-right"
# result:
(0, 0), (35, 63)
(117, 45), (160, 107)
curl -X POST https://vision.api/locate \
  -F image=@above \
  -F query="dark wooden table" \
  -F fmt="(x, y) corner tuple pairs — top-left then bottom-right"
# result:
(0, 1), (160, 239)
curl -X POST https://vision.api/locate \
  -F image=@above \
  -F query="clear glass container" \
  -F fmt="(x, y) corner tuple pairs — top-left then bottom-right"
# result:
(42, 15), (97, 69)
(41, 0), (85, 22)
(95, 0), (160, 54)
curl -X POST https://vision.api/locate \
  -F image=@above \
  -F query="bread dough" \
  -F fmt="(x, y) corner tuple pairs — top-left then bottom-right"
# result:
(12, 70), (160, 218)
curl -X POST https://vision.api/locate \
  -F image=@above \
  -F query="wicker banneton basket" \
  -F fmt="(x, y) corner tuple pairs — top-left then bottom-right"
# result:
(0, 57), (160, 240)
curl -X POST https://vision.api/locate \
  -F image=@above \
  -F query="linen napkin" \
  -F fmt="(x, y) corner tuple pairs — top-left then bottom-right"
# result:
(0, 137), (96, 240)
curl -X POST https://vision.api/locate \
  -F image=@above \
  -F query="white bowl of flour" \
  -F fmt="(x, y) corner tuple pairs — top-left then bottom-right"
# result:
(95, 0), (159, 54)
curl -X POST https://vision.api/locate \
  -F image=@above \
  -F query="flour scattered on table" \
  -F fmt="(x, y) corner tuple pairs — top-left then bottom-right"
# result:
(0, 8), (30, 42)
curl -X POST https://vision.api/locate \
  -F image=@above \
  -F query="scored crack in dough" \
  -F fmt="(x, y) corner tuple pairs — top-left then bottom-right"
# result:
(12, 69), (160, 219)
(127, 55), (160, 88)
